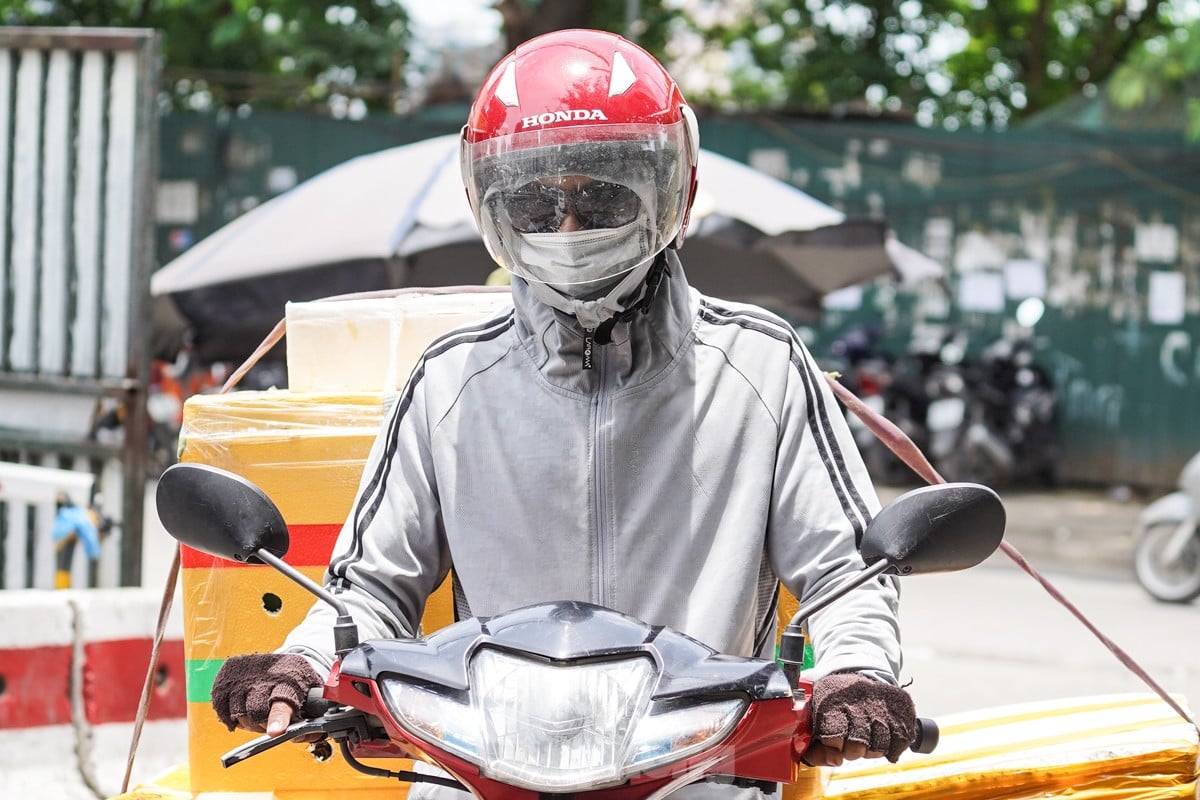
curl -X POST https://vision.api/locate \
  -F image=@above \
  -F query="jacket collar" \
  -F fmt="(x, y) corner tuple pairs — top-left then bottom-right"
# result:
(509, 249), (697, 391)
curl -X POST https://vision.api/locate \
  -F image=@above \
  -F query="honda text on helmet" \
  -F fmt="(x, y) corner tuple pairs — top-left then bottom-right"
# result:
(461, 29), (700, 328)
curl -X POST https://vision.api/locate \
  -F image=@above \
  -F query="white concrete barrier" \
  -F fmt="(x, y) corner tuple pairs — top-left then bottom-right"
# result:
(0, 590), (76, 776)
(0, 588), (186, 798)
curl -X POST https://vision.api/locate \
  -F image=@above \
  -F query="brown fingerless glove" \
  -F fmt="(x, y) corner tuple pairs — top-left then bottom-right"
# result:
(210, 652), (322, 732)
(811, 672), (917, 762)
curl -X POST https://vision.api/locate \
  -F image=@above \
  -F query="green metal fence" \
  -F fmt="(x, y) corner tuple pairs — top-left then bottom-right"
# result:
(700, 115), (1200, 488)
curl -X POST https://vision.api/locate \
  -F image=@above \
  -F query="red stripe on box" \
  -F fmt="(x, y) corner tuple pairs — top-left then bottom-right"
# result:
(180, 523), (342, 569)
(0, 646), (73, 729)
(83, 638), (187, 724)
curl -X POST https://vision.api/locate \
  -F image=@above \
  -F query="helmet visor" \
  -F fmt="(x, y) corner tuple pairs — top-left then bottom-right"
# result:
(464, 121), (691, 286)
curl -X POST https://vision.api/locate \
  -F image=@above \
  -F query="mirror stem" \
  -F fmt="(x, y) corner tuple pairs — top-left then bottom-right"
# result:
(778, 559), (892, 688)
(792, 559), (892, 624)
(254, 548), (360, 655)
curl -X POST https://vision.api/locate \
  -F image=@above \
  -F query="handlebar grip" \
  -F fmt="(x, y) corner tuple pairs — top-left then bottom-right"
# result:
(302, 687), (338, 719)
(910, 717), (939, 754)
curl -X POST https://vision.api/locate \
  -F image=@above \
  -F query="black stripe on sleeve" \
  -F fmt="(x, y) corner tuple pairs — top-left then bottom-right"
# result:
(328, 312), (514, 579)
(698, 301), (870, 537)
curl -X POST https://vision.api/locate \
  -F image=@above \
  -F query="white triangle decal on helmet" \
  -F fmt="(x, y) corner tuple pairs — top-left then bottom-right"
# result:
(609, 51), (636, 97)
(496, 61), (519, 107)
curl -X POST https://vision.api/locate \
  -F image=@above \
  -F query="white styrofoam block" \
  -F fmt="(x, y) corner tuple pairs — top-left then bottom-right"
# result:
(285, 290), (512, 394)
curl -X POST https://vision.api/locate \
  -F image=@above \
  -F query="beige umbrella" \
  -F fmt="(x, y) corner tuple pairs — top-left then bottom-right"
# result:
(153, 135), (939, 362)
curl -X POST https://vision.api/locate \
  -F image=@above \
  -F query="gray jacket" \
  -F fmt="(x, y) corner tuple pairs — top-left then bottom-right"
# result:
(283, 253), (900, 685)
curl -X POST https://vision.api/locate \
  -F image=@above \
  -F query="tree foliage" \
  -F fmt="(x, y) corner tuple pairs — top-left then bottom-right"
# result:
(1109, 18), (1200, 138)
(492, 0), (674, 56)
(1, 0), (413, 115)
(3, 0), (1192, 132)
(936, 0), (1175, 128)
(660, 0), (1182, 129)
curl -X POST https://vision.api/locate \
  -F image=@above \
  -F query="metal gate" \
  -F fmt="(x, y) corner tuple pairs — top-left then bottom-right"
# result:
(0, 27), (160, 588)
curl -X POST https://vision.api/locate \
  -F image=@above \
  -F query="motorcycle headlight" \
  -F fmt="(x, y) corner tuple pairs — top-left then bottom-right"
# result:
(381, 649), (747, 791)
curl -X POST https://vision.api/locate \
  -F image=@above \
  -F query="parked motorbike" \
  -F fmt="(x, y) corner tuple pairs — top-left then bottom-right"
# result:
(928, 335), (1057, 488)
(829, 326), (932, 487)
(919, 331), (972, 479)
(1133, 450), (1200, 604)
(154, 463), (1005, 798)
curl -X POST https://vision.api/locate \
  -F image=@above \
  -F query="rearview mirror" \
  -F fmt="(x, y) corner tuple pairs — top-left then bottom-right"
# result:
(155, 462), (290, 564)
(859, 482), (1005, 575)
(156, 462), (362, 654)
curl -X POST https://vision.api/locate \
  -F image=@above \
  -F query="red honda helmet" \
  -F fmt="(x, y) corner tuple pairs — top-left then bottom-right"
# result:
(461, 29), (699, 289)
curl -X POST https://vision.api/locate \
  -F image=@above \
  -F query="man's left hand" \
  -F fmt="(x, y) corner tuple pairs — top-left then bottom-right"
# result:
(800, 672), (916, 766)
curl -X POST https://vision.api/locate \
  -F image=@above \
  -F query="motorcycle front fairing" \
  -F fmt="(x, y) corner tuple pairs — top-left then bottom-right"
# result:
(324, 601), (804, 799)
(1135, 490), (1196, 537)
(1178, 451), (1200, 500)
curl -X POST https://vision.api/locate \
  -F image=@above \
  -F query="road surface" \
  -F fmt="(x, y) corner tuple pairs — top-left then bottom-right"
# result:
(898, 554), (1198, 721)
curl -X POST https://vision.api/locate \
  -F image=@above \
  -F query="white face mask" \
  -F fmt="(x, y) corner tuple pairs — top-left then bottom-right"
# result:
(515, 220), (651, 298)
(523, 256), (659, 330)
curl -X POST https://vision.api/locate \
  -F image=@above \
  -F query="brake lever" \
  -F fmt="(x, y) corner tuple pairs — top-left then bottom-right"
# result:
(220, 708), (378, 768)
(221, 717), (334, 767)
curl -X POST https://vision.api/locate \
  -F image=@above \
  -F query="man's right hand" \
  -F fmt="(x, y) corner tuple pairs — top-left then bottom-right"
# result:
(210, 652), (323, 736)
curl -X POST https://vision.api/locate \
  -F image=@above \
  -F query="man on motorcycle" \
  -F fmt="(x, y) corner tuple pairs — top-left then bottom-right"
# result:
(210, 28), (917, 787)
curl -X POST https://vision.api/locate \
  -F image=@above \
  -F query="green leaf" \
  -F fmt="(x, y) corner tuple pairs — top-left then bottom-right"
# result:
(210, 15), (247, 49)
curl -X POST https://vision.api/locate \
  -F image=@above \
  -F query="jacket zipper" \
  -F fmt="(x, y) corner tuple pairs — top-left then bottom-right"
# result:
(590, 332), (612, 606)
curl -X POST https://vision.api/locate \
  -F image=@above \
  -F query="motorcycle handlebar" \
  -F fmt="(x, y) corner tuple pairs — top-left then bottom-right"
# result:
(304, 687), (339, 719)
(911, 717), (939, 754)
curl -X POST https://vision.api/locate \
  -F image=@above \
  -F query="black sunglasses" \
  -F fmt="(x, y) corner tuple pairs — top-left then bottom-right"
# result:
(500, 180), (642, 233)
